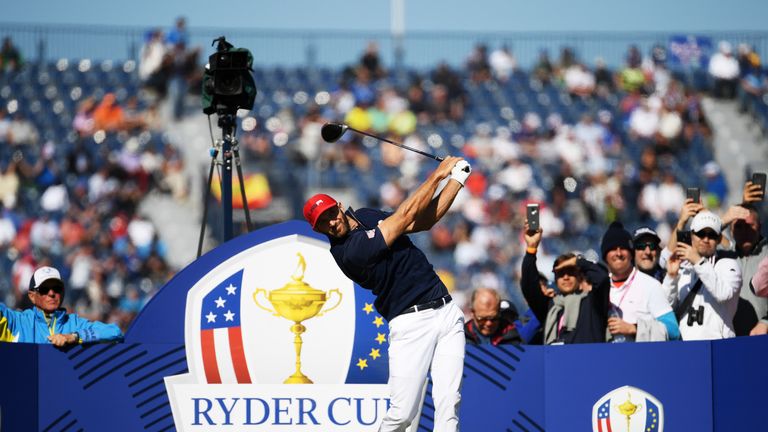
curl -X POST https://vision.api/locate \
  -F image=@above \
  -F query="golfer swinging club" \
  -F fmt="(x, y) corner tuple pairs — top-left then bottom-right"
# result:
(304, 156), (470, 432)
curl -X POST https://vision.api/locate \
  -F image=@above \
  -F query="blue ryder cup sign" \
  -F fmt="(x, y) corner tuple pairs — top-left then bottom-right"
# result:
(4, 220), (764, 431)
(165, 234), (392, 430)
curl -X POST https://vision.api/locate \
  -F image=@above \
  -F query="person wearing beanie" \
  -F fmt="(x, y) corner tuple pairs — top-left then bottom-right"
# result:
(0, 266), (123, 345)
(601, 221), (634, 261)
(602, 222), (680, 343)
(663, 210), (742, 340)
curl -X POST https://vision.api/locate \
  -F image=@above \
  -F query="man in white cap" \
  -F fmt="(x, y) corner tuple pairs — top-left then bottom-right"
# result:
(0, 266), (122, 346)
(663, 211), (742, 340)
(632, 226), (665, 282)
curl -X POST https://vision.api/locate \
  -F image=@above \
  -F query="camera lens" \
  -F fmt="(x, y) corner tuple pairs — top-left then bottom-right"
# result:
(214, 71), (243, 96)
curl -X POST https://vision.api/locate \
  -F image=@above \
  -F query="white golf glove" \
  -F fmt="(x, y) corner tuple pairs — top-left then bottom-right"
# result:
(450, 160), (471, 186)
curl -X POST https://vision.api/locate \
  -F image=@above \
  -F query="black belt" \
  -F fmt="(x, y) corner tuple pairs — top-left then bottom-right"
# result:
(400, 295), (452, 315)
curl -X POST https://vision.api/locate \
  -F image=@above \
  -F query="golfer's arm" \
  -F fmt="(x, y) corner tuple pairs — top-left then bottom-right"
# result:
(378, 172), (446, 246)
(408, 179), (463, 233)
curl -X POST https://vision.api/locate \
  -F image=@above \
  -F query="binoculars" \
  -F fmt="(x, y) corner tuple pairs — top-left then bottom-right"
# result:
(687, 305), (705, 326)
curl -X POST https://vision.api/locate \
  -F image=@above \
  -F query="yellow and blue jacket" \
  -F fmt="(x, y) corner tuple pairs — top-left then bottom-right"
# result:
(0, 303), (123, 344)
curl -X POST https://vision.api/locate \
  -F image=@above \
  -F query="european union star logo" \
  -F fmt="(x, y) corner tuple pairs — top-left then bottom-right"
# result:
(346, 296), (389, 383)
(645, 398), (660, 431)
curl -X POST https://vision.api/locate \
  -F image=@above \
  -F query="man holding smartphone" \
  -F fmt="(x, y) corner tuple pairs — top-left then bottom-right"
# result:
(718, 177), (768, 336)
(663, 211), (742, 339)
(521, 225), (611, 345)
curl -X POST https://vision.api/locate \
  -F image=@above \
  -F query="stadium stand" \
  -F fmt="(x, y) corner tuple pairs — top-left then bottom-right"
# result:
(2, 31), (765, 327)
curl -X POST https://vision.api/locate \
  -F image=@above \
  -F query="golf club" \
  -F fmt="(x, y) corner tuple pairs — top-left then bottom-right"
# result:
(321, 122), (446, 162)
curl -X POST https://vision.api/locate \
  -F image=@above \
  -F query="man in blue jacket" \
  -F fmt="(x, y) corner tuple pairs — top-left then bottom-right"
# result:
(0, 266), (123, 346)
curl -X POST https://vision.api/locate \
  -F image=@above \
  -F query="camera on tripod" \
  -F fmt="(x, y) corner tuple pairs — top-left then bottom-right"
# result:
(687, 305), (704, 326)
(197, 36), (259, 251)
(202, 36), (257, 115)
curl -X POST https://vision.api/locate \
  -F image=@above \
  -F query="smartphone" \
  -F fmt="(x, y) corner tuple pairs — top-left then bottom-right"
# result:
(526, 204), (540, 232)
(752, 172), (766, 200)
(678, 230), (692, 245)
(686, 187), (700, 203)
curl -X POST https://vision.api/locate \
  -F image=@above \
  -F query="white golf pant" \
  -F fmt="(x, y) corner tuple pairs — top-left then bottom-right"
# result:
(379, 301), (465, 432)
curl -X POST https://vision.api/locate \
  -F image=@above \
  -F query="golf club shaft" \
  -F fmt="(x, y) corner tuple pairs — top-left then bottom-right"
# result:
(346, 126), (444, 162)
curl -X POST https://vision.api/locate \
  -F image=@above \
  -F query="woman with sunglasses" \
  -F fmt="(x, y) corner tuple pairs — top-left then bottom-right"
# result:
(521, 224), (611, 345)
(0, 266), (122, 346)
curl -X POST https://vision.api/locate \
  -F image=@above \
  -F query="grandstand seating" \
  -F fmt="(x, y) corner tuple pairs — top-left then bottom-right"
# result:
(0, 47), (722, 319)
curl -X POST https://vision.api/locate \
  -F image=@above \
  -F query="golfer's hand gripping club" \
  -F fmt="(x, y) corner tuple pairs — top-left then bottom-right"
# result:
(450, 160), (472, 186)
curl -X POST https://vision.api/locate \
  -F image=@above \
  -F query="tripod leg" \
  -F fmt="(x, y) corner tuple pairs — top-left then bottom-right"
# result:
(198, 149), (219, 258)
(232, 146), (253, 233)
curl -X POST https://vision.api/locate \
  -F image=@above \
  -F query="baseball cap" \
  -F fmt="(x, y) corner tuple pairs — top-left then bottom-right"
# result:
(690, 211), (722, 235)
(303, 193), (338, 229)
(632, 226), (661, 244)
(29, 266), (64, 292)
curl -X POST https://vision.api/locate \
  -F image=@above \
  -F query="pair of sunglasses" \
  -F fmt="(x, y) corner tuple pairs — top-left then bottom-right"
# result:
(554, 267), (579, 279)
(34, 285), (64, 295)
(634, 241), (659, 250)
(694, 230), (719, 240)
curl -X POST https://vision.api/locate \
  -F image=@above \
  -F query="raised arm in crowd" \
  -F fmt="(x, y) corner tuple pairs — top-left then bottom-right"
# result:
(521, 224), (610, 345)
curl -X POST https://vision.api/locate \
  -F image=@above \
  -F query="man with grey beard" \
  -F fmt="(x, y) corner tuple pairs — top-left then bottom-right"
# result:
(632, 227), (666, 282)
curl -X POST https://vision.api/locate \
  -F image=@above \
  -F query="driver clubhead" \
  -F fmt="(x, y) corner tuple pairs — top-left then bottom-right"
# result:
(321, 123), (348, 143)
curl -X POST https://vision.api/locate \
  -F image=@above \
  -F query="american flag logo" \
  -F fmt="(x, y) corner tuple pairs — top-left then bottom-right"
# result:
(596, 399), (612, 432)
(200, 269), (252, 384)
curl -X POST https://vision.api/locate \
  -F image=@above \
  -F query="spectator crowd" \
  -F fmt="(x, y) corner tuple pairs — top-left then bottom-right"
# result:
(1, 28), (767, 345)
(0, 20), (195, 333)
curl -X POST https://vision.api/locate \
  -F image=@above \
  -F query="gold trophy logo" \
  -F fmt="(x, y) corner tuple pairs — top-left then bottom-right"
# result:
(615, 392), (642, 432)
(253, 252), (342, 384)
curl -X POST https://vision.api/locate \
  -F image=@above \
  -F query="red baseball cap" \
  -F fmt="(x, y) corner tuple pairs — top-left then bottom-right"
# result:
(303, 193), (338, 228)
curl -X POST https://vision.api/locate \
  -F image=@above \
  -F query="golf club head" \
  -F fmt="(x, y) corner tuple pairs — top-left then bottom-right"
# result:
(321, 123), (348, 143)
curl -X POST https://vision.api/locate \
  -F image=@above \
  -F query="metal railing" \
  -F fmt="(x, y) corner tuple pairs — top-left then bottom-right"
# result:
(2, 22), (767, 70)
